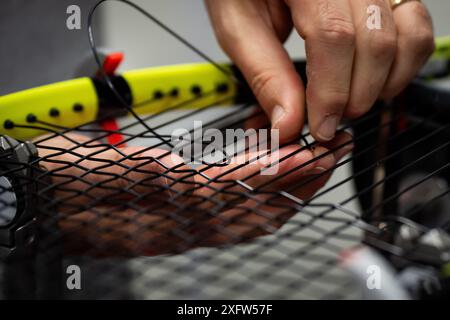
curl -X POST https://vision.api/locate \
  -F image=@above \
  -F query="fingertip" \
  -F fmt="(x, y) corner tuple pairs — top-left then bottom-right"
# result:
(252, 70), (305, 143)
(271, 105), (287, 130)
(271, 104), (304, 143)
(306, 87), (347, 143)
(315, 114), (340, 142)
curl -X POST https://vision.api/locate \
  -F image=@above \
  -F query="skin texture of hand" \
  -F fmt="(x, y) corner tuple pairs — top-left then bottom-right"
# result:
(205, 0), (434, 143)
(36, 132), (353, 257)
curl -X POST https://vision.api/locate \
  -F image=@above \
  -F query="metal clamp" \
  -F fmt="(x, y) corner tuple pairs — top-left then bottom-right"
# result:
(0, 135), (39, 260)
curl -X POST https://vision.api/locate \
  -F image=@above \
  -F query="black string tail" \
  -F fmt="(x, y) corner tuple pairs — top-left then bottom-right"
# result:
(0, 0), (450, 300)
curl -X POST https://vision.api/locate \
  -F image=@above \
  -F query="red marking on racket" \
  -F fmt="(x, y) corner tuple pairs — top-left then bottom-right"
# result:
(99, 52), (126, 147)
(99, 52), (124, 77)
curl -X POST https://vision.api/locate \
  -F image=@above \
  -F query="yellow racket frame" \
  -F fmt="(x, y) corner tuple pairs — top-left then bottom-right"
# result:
(0, 78), (99, 141)
(0, 62), (236, 141)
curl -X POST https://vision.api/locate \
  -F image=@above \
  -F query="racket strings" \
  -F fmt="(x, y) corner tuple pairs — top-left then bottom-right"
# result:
(3, 75), (450, 298)
(25, 103), (449, 292)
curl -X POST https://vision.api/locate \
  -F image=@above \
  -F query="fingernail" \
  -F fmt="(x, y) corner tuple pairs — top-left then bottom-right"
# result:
(305, 167), (327, 175)
(271, 105), (286, 129)
(317, 115), (339, 141)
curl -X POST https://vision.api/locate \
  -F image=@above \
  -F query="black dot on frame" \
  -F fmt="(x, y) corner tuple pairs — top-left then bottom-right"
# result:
(26, 114), (37, 123)
(153, 90), (164, 100)
(191, 85), (202, 96)
(216, 83), (229, 93)
(170, 88), (179, 97)
(3, 120), (14, 129)
(73, 103), (84, 112)
(49, 108), (60, 117)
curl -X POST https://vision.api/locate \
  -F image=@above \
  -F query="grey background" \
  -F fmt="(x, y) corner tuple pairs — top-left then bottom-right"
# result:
(3, 0), (448, 95)
(100, 0), (450, 69)
(0, 0), (101, 95)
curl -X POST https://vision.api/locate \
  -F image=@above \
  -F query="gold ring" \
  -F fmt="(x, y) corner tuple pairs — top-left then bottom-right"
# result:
(391, 0), (421, 10)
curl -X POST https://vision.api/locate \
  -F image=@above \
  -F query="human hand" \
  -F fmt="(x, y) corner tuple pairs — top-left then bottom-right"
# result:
(205, 0), (434, 142)
(37, 132), (352, 257)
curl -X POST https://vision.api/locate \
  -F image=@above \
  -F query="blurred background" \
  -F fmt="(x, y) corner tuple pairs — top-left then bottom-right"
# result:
(3, 0), (450, 94)
(1, 0), (450, 299)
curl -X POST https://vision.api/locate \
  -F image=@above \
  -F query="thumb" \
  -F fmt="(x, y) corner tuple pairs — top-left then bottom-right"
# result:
(206, 1), (305, 143)
(243, 55), (305, 143)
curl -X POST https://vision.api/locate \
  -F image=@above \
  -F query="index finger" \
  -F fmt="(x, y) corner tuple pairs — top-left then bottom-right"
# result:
(287, 0), (356, 142)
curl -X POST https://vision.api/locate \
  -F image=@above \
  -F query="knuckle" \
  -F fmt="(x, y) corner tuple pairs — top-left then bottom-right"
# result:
(411, 2), (432, 23)
(369, 32), (397, 59)
(410, 29), (435, 58)
(115, 155), (134, 189)
(316, 14), (356, 45)
(401, 4), (434, 58)
(369, 0), (389, 7)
